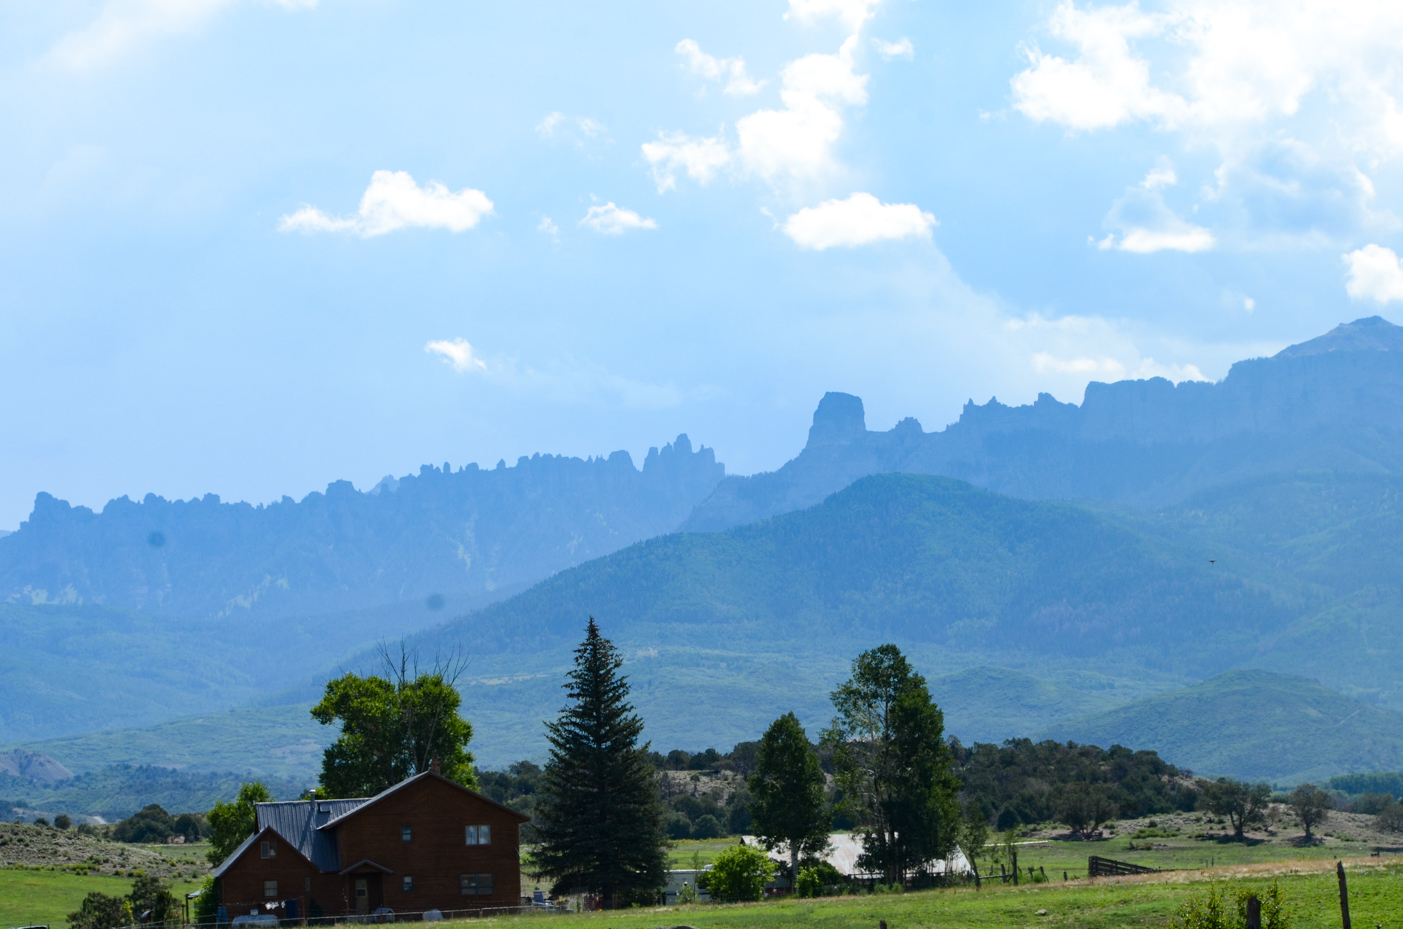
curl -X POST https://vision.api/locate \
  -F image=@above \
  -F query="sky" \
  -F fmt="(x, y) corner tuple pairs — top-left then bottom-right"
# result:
(4, 0), (1403, 529)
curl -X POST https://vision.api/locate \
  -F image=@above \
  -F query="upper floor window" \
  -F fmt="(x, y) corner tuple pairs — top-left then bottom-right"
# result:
(260, 841), (276, 859)
(401, 826), (412, 842)
(264, 881), (278, 898)
(465, 824), (491, 845)
(403, 875), (415, 892)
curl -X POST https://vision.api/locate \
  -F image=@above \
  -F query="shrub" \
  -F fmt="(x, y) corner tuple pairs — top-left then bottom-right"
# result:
(796, 866), (823, 898)
(1169, 881), (1291, 929)
(666, 813), (693, 839)
(55, 814), (73, 829)
(67, 893), (132, 929)
(701, 844), (775, 902)
(693, 814), (724, 839)
(1378, 801), (1403, 833)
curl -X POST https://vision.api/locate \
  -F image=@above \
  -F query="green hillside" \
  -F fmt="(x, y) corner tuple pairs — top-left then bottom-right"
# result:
(4, 705), (328, 780)
(1042, 670), (1403, 784)
(426, 473), (1303, 675)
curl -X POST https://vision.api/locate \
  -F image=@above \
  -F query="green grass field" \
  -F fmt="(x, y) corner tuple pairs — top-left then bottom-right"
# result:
(484, 859), (1403, 929)
(0, 868), (203, 928)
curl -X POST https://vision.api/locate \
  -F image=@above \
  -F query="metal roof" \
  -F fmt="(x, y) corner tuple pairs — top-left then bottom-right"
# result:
(255, 798), (368, 872)
(318, 770), (528, 831)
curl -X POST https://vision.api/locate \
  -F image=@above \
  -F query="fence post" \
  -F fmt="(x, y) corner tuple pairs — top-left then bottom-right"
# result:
(1245, 895), (1261, 929)
(1337, 861), (1351, 929)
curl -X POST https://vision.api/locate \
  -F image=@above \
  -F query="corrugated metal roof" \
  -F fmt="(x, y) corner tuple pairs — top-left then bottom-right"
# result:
(318, 771), (529, 831)
(256, 798), (368, 872)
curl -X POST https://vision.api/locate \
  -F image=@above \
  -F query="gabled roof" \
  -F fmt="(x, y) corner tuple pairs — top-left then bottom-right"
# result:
(254, 797), (369, 872)
(317, 770), (529, 830)
(210, 824), (320, 879)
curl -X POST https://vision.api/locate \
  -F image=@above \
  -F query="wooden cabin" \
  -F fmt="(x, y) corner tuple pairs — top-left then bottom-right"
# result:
(211, 770), (528, 919)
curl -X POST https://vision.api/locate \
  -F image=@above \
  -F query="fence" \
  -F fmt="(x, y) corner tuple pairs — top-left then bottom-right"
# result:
(1087, 855), (1164, 878)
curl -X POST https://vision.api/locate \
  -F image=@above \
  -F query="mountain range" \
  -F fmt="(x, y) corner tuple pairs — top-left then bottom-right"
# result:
(3, 317), (1403, 787)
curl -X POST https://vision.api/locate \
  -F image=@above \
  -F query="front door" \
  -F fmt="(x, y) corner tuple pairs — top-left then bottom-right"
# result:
(355, 878), (369, 915)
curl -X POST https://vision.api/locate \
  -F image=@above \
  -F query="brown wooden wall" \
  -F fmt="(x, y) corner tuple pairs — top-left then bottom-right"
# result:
(218, 830), (342, 917)
(332, 775), (525, 912)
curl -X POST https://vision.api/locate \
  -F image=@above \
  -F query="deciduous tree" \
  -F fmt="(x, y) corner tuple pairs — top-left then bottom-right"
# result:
(311, 645), (476, 797)
(750, 712), (831, 887)
(1199, 778), (1271, 838)
(532, 619), (669, 906)
(206, 782), (272, 865)
(701, 844), (776, 902)
(825, 644), (962, 884)
(1288, 783), (1332, 839)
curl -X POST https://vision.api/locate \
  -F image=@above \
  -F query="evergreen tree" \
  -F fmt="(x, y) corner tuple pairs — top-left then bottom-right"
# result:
(825, 644), (962, 884)
(533, 619), (669, 906)
(749, 712), (830, 886)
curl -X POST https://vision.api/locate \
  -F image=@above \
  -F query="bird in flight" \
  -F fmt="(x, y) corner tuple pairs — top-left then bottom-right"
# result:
(1209, 559), (1216, 564)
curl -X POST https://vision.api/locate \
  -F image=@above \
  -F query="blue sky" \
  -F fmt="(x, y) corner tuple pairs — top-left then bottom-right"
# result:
(4, 0), (1403, 528)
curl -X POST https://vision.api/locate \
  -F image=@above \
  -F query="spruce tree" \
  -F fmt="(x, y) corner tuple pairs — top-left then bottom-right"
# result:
(750, 712), (830, 887)
(533, 618), (668, 906)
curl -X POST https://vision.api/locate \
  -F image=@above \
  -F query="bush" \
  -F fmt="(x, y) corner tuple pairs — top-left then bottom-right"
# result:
(796, 866), (823, 898)
(666, 813), (693, 839)
(701, 844), (775, 902)
(1378, 800), (1403, 833)
(693, 814), (724, 839)
(55, 814), (73, 829)
(1169, 881), (1291, 929)
(67, 892), (132, 929)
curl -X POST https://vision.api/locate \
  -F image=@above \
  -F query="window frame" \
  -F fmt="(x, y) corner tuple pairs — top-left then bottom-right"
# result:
(263, 880), (278, 898)
(260, 841), (276, 859)
(465, 824), (491, 846)
(401, 825), (412, 842)
(459, 872), (494, 896)
(402, 875), (415, 892)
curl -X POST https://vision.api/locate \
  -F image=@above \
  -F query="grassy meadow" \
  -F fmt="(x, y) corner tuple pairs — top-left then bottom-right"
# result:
(0, 867), (204, 929)
(493, 858), (1403, 929)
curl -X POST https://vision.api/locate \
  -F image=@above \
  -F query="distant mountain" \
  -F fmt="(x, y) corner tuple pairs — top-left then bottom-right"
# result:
(0, 434), (723, 621)
(684, 317), (1403, 531)
(1042, 670), (1403, 785)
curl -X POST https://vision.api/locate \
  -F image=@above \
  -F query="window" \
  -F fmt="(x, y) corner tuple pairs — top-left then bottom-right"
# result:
(459, 873), (494, 896)
(465, 824), (491, 845)
(263, 881), (278, 898)
(402, 876), (414, 892)
(260, 841), (276, 859)
(304, 877), (312, 892)
(401, 826), (412, 842)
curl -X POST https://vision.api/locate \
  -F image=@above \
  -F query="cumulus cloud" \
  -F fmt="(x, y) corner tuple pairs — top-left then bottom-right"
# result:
(536, 112), (607, 147)
(279, 171), (494, 238)
(785, 0), (882, 32)
(425, 338), (487, 373)
(48, 0), (316, 69)
(1097, 166), (1215, 253)
(872, 37), (914, 60)
(645, 12), (875, 190)
(675, 39), (765, 96)
(1344, 244), (1403, 303)
(783, 192), (936, 249)
(579, 202), (658, 235)
(537, 217), (560, 240)
(1031, 352), (1206, 382)
(641, 132), (732, 193)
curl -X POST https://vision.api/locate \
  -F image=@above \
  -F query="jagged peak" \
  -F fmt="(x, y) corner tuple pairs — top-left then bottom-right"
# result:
(806, 392), (867, 448)
(1273, 315), (1403, 358)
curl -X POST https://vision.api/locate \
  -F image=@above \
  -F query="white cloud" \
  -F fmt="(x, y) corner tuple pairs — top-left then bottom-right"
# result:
(641, 132), (733, 193)
(872, 37), (914, 60)
(1097, 166), (1215, 253)
(579, 202), (658, 235)
(48, 0), (316, 70)
(783, 192), (936, 250)
(537, 217), (560, 239)
(785, 0), (882, 32)
(646, 11), (876, 190)
(279, 171), (494, 238)
(735, 35), (869, 181)
(535, 112), (607, 147)
(1344, 244), (1403, 303)
(675, 39), (765, 96)
(425, 338), (487, 373)
(1031, 351), (1207, 382)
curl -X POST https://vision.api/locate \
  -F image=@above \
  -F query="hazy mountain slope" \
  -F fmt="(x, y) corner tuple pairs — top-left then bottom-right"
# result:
(1042, 670), (1403, 784)
(0, 435), (722, 622)
(422, 473), (1301, 675)
(684, 317), (1403, 531)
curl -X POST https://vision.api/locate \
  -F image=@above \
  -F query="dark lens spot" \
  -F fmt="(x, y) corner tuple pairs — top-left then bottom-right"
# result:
(147, 531), (166, 548)
(425, 593), (445, 611)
